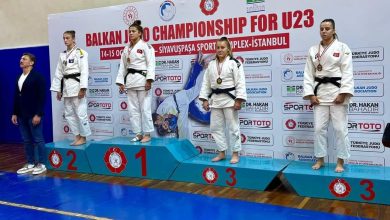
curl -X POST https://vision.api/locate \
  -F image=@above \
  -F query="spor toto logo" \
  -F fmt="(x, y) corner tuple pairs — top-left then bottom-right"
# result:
(200, 0), (219, 16)
(104, 147), (128, 174)
(285, 119), (297, 129)
(202, 167), (218, 184)
(49, 150), (63, 169)
(123, 6), (138, 26)
(329, 179), (351, 198)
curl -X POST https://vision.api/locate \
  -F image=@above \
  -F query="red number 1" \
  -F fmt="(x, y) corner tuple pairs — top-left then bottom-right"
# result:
(135, 148), (147, 176)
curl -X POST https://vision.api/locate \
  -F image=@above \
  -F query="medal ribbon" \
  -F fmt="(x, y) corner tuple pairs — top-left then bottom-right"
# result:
(216, 58), (226, 81)
(317, 39), (335, 64)
(65, 45), (77, 64)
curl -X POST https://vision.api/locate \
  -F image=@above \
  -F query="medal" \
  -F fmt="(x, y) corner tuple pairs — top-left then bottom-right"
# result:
(127, 57), (131, 63)
(216, 77), (222, 84)
(316, 64), (322, 71)
(216, 58), (226, 85)
(63, 60), (67, 66)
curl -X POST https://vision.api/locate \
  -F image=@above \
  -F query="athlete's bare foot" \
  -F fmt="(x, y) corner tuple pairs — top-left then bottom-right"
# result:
(70, 135), (81, 146)
(212, 152), (226, 162)
(140, 135), (151, 143)
(73, 136), (86, 146)
(230, 152), (240, 164)
(312, 158), (325, 170)
(335, 158), (345, 173)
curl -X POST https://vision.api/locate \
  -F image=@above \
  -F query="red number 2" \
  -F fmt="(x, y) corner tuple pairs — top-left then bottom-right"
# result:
(67, 150), (77, 171)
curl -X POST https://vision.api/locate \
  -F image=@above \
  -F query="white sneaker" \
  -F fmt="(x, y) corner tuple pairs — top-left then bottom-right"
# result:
(17, 164), (35, 174)
(32, 164), (47, 175)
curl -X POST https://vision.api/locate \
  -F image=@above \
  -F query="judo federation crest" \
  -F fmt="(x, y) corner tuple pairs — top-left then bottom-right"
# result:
(104, 147), (128, 173)
(329, 178), (351, 198)
(49, 150), (63, 169)
(199, 0), (219, 16)
(202, 167), (218, 184)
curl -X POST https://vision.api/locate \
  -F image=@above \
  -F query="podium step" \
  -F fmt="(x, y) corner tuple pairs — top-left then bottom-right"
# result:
(170, 154), (290, 190)
(283, 161), (390, 205)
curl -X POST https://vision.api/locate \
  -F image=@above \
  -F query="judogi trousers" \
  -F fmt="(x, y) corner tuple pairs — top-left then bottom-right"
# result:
(210, 107), (241, 152)
(64, 96), (91, 137)
(313, 104), (350, 159)
(126, 89), (154, 134)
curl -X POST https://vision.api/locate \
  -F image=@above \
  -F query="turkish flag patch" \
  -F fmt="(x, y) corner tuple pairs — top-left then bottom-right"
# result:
(137, 49), (143, 54)
(333, 52), (340, 57)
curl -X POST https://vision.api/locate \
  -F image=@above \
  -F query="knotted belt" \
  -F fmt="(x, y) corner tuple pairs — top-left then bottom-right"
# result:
(314, 77), (341, 96)
(208, 87), (236, 100)
(125, 68), (146, 84)
(61, 73), (80, 93)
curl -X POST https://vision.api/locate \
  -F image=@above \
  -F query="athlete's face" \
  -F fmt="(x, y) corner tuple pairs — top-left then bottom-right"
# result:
(320, 22), (335, 42)
(216, 41), (229, 61)
(129, 27), (142, 42)
(63, 33), (75, 47)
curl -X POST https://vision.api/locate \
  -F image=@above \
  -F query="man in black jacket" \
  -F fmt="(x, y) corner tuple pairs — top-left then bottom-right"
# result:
(11, 53), (47, 175)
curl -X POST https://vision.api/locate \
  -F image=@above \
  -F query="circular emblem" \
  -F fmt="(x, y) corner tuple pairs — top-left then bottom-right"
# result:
(200, 0), (219, 16)
(123, 6), (138, 26)
(202, 167), (218, 184)
(195, 146), (203, 154)
(329, 179), (351, 198)
(285, 136), (296, 145)
(285, 119), (297, 129)
(120, 101), (128, 110)
(104, 147), (128, 173)
(240, 133), (247, 144)
(236, 56), (245, 64)
(283, 69), (294, 80)
(283, 53), (294, 63)
(155, 88), (163, 96)
(49, 150), (63, 168)
(89, 114), (96, 122)
(159, 0), (176, 21)
(285, 152), (295, 160)
(64, 125), (70, 133)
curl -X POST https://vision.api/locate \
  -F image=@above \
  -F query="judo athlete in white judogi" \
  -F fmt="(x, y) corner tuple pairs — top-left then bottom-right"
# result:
(116, 20), (155, 143)
(50, 30), (91, 146)
(303, 19), (354, 172)
(199, 37), (247, 164)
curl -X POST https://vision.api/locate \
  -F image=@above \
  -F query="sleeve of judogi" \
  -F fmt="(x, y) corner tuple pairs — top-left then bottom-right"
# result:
(50, 54), (63, 92)
(232, 60), (247, 101)
(339, 44), (354, 96)
(199, 65), (212, 101)
(116, 46), (127, 86)
(78, 49), (89, 89)
(303, 49), (316, 100)
(145, 43), (156, 81)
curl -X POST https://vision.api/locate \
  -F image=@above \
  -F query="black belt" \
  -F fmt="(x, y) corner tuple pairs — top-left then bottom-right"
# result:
(314, 77), (341, 96)
(208, 87), (236, 100)
(173, 94), (180, 113)
(125, 68), (146, 84)
(61, 73), (80, 93)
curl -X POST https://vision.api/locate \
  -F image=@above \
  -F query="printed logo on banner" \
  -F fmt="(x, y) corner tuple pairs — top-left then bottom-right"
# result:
(283, 118), (314, 131)
(192, 130), (215, 142)
(89, 63), (111, 73)
(119, 127), (134, 137)
(239, 117), (272, 129)
(123, 6), (138, 26)
(91, 125), (114, 137)
(241, 132), (273, 146)
(348, 119), (383, 133)
(350, 137), (384, 153)
(245, 70), (272, 82)
(348, 101), (383, 115)
(240, 100), (273, 114)
(239, 54), (272, 67)
(87, 100), (113, 111)
(199, 0), (219, 16)
(159, 0), (176, 21)
(88, 75), (112, 86)
(354, 82), (383, 97)
(280, 51), (307, 65)
(284, 151), (317, 162)
(246, 85), (272, 97)
(89, 113), (113, 124)
(283, 134), (314, 148)
(281, 67), (304, 81)
(156, 58), (183, 71)
(241, 147), (274, 158)
(283, 101), (313, 114)
(155, 73), (183, 84)
(281, 84), (303, 97)
(88, 87), (112, 98)
(153, 87), (180, 97)
(353, 65), (384, 80)
(119, 100), (128, 111)
(104, 147), (127, 173)
(119, 113), (130, 124)
(246, 0), (265, 13)
(63, 125), (70, 134)
(351, 47), (384, 62)
(346, 155), (385, 166)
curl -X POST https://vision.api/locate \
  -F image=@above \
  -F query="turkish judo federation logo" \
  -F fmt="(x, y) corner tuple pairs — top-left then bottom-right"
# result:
(202, 167), (218, 184)
(49, 150), (63, 169)
(329, 178), (351, 198)
(104, 147), (128, 174)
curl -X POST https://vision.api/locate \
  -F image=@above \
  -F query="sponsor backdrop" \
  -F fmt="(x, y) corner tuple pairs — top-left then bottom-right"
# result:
(49, 0), (390, 166)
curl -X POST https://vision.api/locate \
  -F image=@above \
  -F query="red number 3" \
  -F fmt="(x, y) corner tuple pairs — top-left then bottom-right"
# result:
(360, 179), (375, 201)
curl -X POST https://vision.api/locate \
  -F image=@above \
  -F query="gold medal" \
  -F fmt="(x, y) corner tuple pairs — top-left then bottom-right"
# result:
(316, 64), (322, 71)
(216, 77), (222, 84)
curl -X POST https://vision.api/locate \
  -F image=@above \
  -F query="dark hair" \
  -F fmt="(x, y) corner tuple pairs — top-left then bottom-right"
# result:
(63, 30), (76, 39)
(216, 36), (233, 57)
(130, 20), (143, 38)
(22, 53), (36, 65)
(321, 19), (338, 39)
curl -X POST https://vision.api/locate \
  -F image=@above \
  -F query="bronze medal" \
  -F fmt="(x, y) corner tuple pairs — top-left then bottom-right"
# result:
(127, 57), (130, 63)
(316, 64), (322, 71)
(216, 77), (222, 84)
